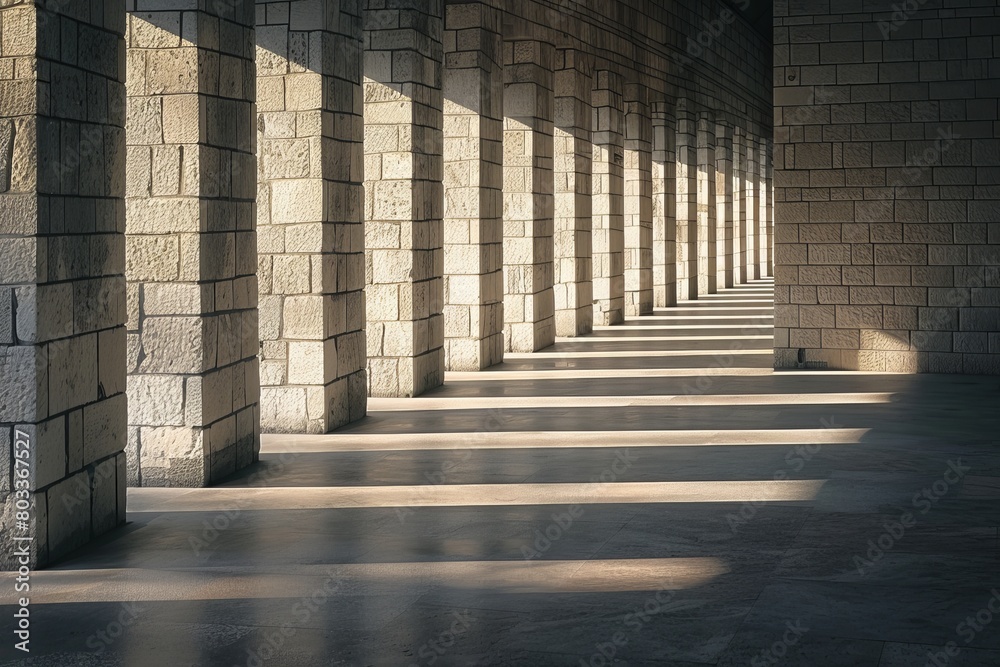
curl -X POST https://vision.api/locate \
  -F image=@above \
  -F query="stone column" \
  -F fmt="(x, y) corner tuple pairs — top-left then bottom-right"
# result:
(126, 1), (259, 487)
(744, 130), (759, 280)
(733, 126), (746, 285)
(442, 0), (503, 370)
(0, 0), (126, 568)
(363, 0), (445, 397)
(675, 100), (697, 301)
(716, 122), (735, 289)
(652, 103), (677, 308)
(762, 137), (774, 278)
(624, 84), (653, 316)
(502, 40), (555, 353)
(553, 49), (593, 336)
(256, 0), (366, 433)
(592, 70), (625, 324)
(697, 111), (716, 296)
(756, 133), (767, 279)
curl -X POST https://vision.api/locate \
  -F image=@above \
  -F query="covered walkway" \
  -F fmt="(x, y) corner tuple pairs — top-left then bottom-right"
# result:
(5, 280), (1000, 666)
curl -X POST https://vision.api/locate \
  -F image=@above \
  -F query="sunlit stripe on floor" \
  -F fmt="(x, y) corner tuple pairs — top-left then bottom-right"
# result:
(676, 303), (774, 307)
(598, 324), (773, 331)
(6, 558), (729, 603)
(657, 306), (775, 311)
(462, 368), (907, 379)
(554, 335), (773, 342)
(446, 368), (778, 381)
(127, 480), (826, 512)
(630, 315), (774, 321)
(367, 393), (893, 411)
(684, 302), (774, 306)
(684, 296), (773, 301)
(505, 349), (773, 359)
(259, 428), (873, 452)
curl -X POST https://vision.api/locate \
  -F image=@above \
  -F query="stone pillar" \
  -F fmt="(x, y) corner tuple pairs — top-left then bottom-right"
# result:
(744, 130), (759, 280)
(757, 134), (767, 280)
(126, 1), (260, 487)
(256, 0), (366, 433)
(592, 70), (625, 324)
(733, 126), (746, 285)
(652, 103), (677, 308)
(624, 84), (653, 316)
(697, 111), (716, 296)
(716, 123), (735, 289)
(675, 101), (697, 301)
(763, 137), (774, 278)
(553, 49), (593, 336)
(502, 40), (555, 353)
(363, 0), (445, 397)
(442, 0), (503, 370)
(0, 0), (126, 568)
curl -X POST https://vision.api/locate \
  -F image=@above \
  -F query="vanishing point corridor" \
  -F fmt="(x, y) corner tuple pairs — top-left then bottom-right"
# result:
(9, 280), (1000, 665)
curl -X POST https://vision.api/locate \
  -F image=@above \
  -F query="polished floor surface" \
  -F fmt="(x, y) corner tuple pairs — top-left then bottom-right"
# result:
(4, 278), (1000, 666)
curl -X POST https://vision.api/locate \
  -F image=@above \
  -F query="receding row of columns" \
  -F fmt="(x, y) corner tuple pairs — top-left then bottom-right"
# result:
(1, 0), (772, 565)
(253, 0), (779, 429)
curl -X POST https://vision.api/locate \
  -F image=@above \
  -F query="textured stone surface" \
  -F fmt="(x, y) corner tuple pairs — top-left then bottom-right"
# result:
(0, 1), (127, 569)
(652, 104), (677, 308)
(553, 49), (594, 336)
(697, 112), (717, 296)
(126, 0), (260, 485)
(442, 0), (504, 370)
(774, 0), (999, 374)
(363, 0), (446, 397)
(503, 40), (555, 353)
(592, 70), (625, 325)
(716, 123), (735, 290)
(256, 0), (367, 432)
(675, 101), (698, 301)
(624, 85), (653, 316)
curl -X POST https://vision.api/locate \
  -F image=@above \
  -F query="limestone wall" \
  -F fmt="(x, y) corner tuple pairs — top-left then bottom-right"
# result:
(773, 0), (1000, 373)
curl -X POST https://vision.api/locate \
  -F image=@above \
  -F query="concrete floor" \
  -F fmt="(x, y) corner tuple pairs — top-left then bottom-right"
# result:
(4, 278), (1000, 666)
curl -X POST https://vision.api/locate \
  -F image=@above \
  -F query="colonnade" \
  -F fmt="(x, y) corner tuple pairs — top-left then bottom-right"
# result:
(0, 0), (772, 566)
